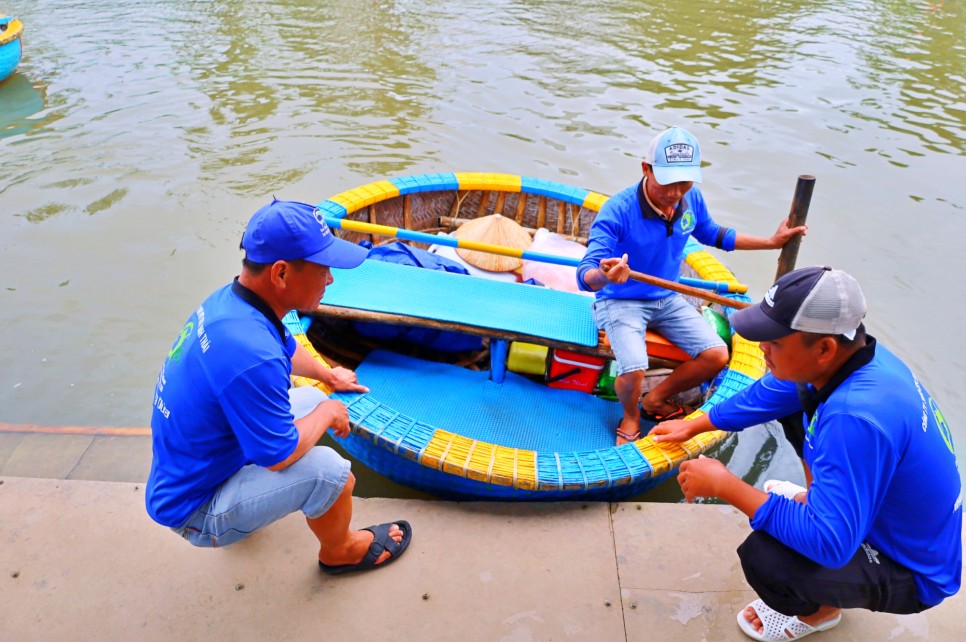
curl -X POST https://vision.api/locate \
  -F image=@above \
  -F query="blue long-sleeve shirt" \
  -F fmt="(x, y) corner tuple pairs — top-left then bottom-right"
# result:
(710, 339), (962, 607)
(577, 181), (736, 299)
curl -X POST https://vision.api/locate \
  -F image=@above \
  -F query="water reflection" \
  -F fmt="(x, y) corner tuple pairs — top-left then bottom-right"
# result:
(0, 0), (964, 499)
(180, 0), (441, 187)
(0, 73), (46, 139)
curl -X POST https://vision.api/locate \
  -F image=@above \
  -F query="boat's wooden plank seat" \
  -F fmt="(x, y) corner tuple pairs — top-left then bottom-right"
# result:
(315, 260), (686, 366)
(318, 259), (597, 344)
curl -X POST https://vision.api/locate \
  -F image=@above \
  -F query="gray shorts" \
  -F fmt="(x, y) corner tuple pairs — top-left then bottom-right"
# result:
(171, 387), (351, 548)
(592, 295), (725, 376)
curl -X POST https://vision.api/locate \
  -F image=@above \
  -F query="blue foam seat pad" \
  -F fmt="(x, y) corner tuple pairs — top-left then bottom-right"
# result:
(349, 350), (623, 452)
(325, 260), (599, 347)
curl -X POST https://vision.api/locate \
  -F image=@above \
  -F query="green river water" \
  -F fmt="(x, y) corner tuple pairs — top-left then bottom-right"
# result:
(1, 0), (963, 499)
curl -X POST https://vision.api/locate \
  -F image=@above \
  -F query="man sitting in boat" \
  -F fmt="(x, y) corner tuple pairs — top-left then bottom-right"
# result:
(577, 126), (805, 444)
(652, 267), (961, 641)
(145, 200), (413, 575)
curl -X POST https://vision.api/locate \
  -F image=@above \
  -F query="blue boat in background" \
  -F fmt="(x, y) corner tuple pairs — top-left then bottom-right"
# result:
(0, 14), (23, 83)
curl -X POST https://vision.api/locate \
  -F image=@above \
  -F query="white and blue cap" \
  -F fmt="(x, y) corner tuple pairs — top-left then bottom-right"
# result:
(730, 266), (867, 342)
(645, 127), (703, 185)
(241, 199), (369, 269)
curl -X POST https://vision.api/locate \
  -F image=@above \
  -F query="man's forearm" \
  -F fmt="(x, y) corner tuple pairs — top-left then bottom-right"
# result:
(717, 475), (770, 519)
(732, 233), (781, 250)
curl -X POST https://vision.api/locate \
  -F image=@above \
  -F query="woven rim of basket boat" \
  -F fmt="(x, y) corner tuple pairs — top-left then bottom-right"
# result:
(295, 172), (762, 493)
(0, 17), (23, 47)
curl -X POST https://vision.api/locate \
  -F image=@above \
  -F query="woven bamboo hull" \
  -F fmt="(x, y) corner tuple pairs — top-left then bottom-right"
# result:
(292, 173), (765, 501)
(0, 16), (23, 84)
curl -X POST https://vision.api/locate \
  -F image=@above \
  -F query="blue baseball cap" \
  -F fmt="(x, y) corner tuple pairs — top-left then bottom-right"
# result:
(241, 200), (369, 269)
(645, 127), (703, 185)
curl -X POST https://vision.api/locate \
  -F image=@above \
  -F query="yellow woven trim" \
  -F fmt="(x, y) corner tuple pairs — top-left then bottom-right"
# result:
(685, 250), (742, 287)
(0, 18), (22, 46)
(651, 439), (690, 470)
(636, 438), (673, 476)
(728, 335), (767, 380)
(420, 430), (537, 489)
(454, 172), (522, 192)
(289, 334), (334, 394)
(328, 180), (401, 215)
(467, 441), (498, 482)
(581, 192), (608, 213)
(439, 433), (479, 475)
(487, 446), (536, 489)
(675, 410), (708, 456)
(691, 429), (728, 449)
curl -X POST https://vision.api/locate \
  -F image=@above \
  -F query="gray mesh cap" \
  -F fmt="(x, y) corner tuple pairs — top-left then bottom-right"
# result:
(730, 266), (867, 341)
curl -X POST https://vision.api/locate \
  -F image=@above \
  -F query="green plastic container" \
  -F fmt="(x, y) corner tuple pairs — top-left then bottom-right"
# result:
(594, 360), (619, 400)
(701, 306), (733, 348)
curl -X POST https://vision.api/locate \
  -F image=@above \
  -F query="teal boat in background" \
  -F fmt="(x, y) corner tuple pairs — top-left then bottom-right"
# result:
(0, 15), (23, 83)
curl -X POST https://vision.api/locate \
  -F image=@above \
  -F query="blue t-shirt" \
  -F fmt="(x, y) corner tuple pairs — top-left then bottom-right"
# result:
(146, 280), (300, 527)
(710, 340), (962, 607)
(577, 181), (736, 300)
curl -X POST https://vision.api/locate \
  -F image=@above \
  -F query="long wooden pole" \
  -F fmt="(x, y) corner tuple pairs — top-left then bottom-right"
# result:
(775, 175), (815, 281)
(627, 269), (749, 309)
(324, 216), (749, 298)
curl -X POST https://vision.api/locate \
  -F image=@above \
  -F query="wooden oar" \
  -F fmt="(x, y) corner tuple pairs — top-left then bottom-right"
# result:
(604, 265), (750, 310)
(324, 216), (750, 298)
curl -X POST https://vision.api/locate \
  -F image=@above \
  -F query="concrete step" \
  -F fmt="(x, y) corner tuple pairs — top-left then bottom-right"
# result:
(1, 476), (960, 640)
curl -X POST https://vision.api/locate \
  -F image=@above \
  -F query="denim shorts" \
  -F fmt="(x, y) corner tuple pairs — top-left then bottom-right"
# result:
(592, 294), (725, 376)
(171, 446), (351, 548)
(171, 386), (351, 548)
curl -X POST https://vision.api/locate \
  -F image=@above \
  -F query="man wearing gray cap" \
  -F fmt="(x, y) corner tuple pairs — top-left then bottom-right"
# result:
(577, 126), (806, 444)
(146, 200), (413, 575)
(650, 266), (961, 640)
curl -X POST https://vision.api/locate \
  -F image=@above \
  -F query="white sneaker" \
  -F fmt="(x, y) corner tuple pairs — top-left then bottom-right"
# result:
(763, 479), (807, 501)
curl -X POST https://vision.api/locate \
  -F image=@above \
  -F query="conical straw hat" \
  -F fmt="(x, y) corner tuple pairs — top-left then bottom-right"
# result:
(452, 214), (533, 272)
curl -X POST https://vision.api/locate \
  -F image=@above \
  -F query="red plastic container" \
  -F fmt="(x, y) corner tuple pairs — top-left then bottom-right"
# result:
(547, 349), (607, 393)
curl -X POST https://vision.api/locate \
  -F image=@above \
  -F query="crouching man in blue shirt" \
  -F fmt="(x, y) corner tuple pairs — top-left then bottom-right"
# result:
(650, 266), (961, 641)
(146, 200), (412, 575)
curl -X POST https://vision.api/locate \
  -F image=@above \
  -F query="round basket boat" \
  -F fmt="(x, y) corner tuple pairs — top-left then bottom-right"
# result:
(287, 172), (765, 501)
(0, 15), (24, 84)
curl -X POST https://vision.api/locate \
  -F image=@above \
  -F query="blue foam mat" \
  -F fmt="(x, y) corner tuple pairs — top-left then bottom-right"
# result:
(324, 260), (599, 346)
(350, 349), (623, 452)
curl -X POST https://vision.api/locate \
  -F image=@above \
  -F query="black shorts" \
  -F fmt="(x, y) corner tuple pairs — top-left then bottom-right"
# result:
(738, 530), (928, 617)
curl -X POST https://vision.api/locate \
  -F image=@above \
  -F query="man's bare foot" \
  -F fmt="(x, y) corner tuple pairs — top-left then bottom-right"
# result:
(319, 523), (404, 567)
(742, 603), (842, 639)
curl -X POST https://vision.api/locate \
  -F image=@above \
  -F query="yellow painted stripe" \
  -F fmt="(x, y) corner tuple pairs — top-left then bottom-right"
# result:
(457, 239), (524, 258)
(0, 423), (151, 437)
(328, 180), (401, 215)
(454, 172), (522, 192)
(582, 191), (608, 213)
(336, 219), (400, 237)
